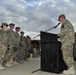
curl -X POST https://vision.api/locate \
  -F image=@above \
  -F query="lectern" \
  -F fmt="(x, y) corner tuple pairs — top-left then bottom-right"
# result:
(40, 31), (68, 73)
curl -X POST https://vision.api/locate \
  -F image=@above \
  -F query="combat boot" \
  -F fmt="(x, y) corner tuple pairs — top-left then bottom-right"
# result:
(13, 61), (19, 65)
(63, 65), (75, 74)
(5, 62), (13, 68)
(0, 64), (5, 70)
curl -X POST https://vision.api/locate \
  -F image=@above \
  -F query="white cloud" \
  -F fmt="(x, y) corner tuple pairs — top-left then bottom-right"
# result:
(63, 0), (70, 2)
(0, 0), (76, 39)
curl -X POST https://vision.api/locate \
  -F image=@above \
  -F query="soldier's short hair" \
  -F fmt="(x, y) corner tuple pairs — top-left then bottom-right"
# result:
(9, 23), (15, 26)
(58, 14), (66, 21)
(20, 31), (24, 34)
(15, 27), (20, 30)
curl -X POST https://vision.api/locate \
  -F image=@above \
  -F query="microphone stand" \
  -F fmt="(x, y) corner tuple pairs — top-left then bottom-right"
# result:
(33, 23), (60, 39)
(32, 23), (60, 73)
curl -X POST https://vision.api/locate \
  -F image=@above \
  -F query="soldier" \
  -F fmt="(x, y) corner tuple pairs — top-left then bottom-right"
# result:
(13, 27), (21, 63)
(3, 23), (15, 67)
(0, 22), (8, 70)
(25, 36), (32, 60)
(20, 31), (27, 62)
(58, 14), (75, 74)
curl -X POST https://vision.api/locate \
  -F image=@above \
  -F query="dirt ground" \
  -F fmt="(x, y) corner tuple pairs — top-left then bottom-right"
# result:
(0, 57), (75, 75)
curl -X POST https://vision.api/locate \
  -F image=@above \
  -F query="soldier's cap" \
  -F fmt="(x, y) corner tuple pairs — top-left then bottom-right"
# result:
(58, 14), (66, 21)
(26, 36), (31, 39)
(2, 22), (8, 26)
(15, 27), (20, 29)
(1, 22), (8, 28)
(9, 23), (15, 26)
(20, 31), (24, 33)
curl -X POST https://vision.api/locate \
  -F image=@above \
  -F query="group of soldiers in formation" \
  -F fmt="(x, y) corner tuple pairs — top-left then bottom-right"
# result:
(0, 22), (33, 70)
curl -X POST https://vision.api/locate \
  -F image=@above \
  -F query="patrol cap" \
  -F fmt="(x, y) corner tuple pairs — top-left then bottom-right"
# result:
(15, 27), (20, 30)
(1, 22), (8, 28)
(9, 23), (15, 26)
(58, 14), (66, 21)
(2, 22), (8, 26)
(20, 31), (24, 33)
(26, 36), (31, 39)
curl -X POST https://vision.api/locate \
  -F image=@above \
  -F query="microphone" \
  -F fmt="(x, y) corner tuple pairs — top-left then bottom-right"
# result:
(33, 23), (60, 39)
(54, 23), (60, 28)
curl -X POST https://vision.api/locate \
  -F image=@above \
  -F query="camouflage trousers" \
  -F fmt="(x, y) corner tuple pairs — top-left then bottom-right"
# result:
(13, 46), (25, 61)
(3, 45), (13, 62)
(19, 47), (26, 60)
(13, 45), (20, 61)
(13, 50), (19, 61)
(0, 44), (7, 62)
(61, 42), (74, 68)
(24, 48), (28, 60)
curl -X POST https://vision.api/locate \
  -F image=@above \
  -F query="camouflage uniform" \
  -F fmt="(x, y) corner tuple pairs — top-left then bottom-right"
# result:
(20, 36), (27, 61)
(25, 36), (32, 60)
(4, 29), (15, 62)
(58, 19), (75, 68)
(0, 29), (8, 63)
(14, 30), (20, 62)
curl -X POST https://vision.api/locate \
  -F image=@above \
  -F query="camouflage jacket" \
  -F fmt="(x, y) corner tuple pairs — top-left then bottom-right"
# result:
(58, 19), (75, 43)
(14, 32), (20, 46)
(0, 29), (8, 46)
(7, 29), (15, 46)
(20, 36), (26, 47)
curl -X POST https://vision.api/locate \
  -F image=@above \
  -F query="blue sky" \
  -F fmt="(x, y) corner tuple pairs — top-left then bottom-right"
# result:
(0, 0), (76, 39)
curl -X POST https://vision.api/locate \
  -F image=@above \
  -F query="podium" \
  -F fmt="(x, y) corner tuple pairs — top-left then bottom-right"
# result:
(40, 31), (68, 73)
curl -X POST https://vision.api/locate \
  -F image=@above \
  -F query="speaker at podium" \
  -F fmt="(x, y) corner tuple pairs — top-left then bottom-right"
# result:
(40, 31), (68, 74)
